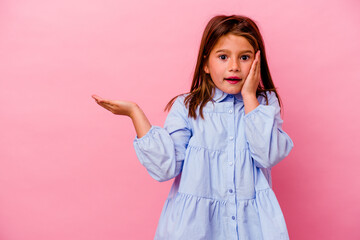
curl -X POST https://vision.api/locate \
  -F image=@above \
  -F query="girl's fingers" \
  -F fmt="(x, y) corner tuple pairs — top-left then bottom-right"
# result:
(252, 51), (260, 80)
(97, 102), (115, 112)
(251, 56), (258, 72)
(255, 51), (260, 70)
(100, 100), (117, 107)
(256, 51), (261, 77)
(92, 95), (131, 115)
(92, 95), (118, 114)
(98, 101), (113, 109)
(92, 95), (102, 101)
(92, 95), (112, 105)
(92, 95), (114, 105)
(249, 51), (260, 75)
(92, 95), (106, 105)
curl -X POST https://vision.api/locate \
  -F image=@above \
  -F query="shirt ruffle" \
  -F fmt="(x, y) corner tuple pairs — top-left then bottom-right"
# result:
(154, 187), (289, 240)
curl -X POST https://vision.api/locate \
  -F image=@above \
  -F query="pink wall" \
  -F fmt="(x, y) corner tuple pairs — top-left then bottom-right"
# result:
(1, 0), (359, 239)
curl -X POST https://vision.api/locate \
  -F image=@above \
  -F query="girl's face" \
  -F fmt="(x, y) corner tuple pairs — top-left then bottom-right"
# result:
(204, 34), (255, 95)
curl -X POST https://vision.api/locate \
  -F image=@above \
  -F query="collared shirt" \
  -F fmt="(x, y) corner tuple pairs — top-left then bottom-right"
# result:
(134, 87), (293, 240)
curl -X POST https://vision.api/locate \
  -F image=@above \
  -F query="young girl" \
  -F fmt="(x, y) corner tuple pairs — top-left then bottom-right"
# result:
(92, 15), (293, 240)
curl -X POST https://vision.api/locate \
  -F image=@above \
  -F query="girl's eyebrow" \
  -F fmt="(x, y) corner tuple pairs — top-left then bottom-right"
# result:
(215, 49), (254, 54)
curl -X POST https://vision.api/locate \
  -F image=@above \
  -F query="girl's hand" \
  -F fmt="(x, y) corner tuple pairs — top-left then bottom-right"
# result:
(92, 95), (138, 117)
(92, 95), (151, 137)
(241, 50), (261, 98)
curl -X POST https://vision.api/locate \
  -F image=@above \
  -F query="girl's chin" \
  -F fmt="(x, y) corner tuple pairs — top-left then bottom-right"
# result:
(213, 82), (243, 95)
(222, 86), (243, 95)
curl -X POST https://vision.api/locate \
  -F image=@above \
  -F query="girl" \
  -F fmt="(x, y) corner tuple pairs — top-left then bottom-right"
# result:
(92, 15), (293, 240)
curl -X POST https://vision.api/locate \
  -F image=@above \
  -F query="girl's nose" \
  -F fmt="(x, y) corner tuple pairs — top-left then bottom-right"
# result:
(229, 59), (240, 72)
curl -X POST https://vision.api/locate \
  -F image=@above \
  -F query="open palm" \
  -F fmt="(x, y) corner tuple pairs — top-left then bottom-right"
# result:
(92, 95), (137, 117)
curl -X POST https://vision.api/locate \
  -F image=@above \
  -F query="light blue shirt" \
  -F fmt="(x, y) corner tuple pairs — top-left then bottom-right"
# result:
(133, 87), (293, 240)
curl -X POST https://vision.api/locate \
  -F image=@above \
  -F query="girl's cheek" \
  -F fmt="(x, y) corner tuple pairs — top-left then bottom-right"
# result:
(243, 64), (252, 75)
(248, 61), (254, 70)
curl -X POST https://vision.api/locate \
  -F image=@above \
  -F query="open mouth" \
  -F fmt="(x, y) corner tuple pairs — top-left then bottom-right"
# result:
(224, 78), (242, 84)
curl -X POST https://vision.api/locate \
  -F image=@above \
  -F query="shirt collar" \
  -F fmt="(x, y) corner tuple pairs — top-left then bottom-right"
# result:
(213, 87), (243, 102)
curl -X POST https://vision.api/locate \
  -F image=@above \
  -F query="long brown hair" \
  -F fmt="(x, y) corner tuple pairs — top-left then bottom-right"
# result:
(165, 15), (281, 119)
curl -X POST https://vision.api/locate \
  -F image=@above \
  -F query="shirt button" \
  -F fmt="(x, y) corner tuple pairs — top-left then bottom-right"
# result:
(229, 189), (233, 193)
(232, 216), (236, 220)
(228, 109), (233, 114)
(229, 136), (234, 141)
(229, 162), (233, 166)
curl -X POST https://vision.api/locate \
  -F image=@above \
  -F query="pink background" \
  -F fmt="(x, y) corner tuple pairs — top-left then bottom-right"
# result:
(1, 0), (359, 239)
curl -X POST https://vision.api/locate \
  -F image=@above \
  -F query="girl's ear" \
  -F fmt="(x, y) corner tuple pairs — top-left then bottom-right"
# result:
(203, 55), (210, 74)
(203, 62), (210, 74)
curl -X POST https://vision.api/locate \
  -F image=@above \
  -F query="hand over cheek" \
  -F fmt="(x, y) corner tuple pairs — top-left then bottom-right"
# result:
(241, 50), (261, 98)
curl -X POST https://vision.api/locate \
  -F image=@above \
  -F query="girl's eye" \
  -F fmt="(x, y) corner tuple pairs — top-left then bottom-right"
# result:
(240, 55), (250, 61)
(219, 55), (227, 60)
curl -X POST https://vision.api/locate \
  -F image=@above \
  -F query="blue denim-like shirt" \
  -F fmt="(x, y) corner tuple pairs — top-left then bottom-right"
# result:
(133, 87), (293, 240)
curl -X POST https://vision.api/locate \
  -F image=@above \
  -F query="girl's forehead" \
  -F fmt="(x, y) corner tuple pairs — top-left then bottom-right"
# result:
(212, 34), (254, 53)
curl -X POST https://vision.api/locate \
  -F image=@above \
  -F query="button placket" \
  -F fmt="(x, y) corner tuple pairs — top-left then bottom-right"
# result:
(226, 101), (237, 229)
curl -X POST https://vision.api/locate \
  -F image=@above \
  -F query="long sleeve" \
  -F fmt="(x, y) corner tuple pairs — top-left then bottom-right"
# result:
(133, 96), (192, 182)
(244, 92), (293, 169)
